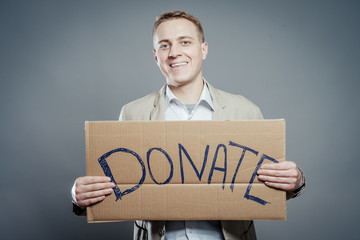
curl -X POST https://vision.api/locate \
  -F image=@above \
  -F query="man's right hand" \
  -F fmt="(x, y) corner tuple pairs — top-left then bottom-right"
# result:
(74, 176), (115, 208)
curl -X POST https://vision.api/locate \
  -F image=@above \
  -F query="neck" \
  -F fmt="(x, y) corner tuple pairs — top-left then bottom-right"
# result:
(168, 78), (204, 104)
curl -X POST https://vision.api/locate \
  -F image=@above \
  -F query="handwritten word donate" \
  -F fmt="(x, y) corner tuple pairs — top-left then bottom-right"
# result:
(98, 141), (278, 206)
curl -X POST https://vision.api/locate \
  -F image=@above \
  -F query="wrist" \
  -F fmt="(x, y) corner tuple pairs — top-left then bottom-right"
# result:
(291, 167), (306, 197)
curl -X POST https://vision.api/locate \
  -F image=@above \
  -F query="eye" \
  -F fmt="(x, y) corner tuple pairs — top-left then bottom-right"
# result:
(160, 44), (169, 49)
(182, 41), (190, 45)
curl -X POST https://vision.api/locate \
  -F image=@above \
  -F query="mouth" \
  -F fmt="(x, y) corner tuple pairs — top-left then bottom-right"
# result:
(170, 62), (188, 68)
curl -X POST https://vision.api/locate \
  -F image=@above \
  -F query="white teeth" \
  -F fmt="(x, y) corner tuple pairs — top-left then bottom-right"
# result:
(171, 62), (187, 67)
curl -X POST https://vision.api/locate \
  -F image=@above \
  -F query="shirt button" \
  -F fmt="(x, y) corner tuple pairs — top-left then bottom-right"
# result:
(159, 229), (165, 237)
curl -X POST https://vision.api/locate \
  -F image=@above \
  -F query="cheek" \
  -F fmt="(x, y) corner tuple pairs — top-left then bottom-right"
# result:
(157, 53), (169, 65)
(158, 59), (170, 73)
(188, 48), (205, 62)
(195, 52), (205, 64)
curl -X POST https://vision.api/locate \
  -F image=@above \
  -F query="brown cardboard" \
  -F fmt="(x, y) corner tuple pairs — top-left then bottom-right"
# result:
(86, 120), (286, 223)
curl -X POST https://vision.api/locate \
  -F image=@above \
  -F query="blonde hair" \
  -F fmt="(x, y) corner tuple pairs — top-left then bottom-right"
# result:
(153, 11), (205, 42)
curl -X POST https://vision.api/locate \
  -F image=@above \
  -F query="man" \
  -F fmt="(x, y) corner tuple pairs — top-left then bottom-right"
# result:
(72, 11), (305, 240)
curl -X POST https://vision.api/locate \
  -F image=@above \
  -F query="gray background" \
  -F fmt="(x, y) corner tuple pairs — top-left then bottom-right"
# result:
(1, 0), (359, 239)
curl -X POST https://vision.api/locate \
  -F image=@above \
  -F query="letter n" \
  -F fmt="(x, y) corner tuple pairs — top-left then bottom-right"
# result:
(179, 143), (209, 183)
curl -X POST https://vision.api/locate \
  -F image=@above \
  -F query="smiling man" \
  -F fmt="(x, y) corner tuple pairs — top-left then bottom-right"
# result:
(72, 11), (305, 240)
(153, 17), (208, 105)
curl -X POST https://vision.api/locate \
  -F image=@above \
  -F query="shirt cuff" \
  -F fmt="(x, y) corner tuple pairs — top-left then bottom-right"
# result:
(71, 180), (79, 205)
(71, 180), (86, 216)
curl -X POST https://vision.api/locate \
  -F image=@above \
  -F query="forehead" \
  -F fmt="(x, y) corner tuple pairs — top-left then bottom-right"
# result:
(153, 18), (199, 43)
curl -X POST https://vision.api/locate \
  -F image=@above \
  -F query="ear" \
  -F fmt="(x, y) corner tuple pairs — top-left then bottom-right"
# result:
(201, 42), (208, 60)
(153, 49), (158, 63)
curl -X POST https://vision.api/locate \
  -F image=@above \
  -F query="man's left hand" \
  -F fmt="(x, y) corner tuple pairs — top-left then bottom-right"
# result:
(257, 161), (303, 192)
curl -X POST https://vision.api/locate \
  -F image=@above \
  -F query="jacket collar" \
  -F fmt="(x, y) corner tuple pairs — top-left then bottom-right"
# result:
(150, 82), (227, 121)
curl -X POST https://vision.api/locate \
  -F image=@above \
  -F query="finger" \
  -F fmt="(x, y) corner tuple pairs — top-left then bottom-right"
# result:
(258, 175), (297, 184)
(77, 187), (113, 202)
(77, 182), (115, 194)
(78, 195), (106, 207)
(257, 169), (297, 178)
(260, 161), (296, 170)
(263, 181), (296, 191)
(77, 176), (111, 185)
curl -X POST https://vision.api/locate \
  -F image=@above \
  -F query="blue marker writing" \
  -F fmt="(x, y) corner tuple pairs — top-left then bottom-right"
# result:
(98, 148), (146, 201)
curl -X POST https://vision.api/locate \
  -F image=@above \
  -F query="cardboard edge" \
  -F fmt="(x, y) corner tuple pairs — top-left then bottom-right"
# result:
(86, 206), (94, 223)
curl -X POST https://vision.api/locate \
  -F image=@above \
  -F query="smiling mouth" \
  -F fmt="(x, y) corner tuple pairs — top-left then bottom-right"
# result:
(170, 62), (188, 68)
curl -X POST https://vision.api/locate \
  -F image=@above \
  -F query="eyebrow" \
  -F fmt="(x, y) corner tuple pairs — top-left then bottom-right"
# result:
(157, 35), (194, 45)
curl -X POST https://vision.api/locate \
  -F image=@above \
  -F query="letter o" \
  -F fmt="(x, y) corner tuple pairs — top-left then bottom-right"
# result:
(147, 147), (174, 185)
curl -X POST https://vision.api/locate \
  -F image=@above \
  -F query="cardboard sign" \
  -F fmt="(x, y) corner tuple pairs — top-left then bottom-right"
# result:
(86, 120), (286, 223)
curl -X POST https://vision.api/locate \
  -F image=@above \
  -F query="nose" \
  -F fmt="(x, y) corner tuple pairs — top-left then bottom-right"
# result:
(168, 44), (181, 58)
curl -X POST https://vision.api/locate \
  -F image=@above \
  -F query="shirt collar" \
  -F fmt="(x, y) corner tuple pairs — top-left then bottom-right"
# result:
(165, 79), (214, 110)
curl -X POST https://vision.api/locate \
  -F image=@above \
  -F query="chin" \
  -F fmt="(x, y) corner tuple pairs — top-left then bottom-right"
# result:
(168, 79), (192, 87)
(169, 74), (194, 83)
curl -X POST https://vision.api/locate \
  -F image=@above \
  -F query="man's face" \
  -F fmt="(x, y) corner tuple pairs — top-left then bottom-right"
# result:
(153, 18), (208, 88)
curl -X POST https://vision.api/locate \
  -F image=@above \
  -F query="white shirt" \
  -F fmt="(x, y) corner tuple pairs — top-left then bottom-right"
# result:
(164, 82), (224, 240)
(165, 83), (213, 121)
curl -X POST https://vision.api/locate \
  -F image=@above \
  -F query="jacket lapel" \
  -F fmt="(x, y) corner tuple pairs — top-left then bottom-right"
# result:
(207, 83), (228, 120)
(149, 85), (166, 121)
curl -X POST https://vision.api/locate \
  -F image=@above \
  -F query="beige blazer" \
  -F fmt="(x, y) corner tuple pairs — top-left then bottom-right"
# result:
(120, 82), (263, 122)
(119, 82), (263, 240)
